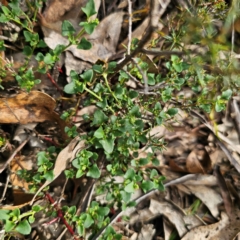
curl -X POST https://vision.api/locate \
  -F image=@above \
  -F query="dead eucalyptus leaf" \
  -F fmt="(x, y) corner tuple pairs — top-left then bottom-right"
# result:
(43, 12), (125, 63)
(30, 136), (86, 205)
(137, 224), (155, 240)
(0, 91), (68, 139)
(182, 212), (240, 240)
(186, 145), (212, 174)
(186, 185), (222, 218)
(43, 0), (84, 23)
(149, 199), (187, 237)
(0, 91), (55, 123)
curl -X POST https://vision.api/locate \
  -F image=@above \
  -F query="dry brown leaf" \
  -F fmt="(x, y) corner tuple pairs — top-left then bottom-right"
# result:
(0, 91), (55, 123)
(0, 91), (67, 138)
(214, 165), (233, 218)
(149, 199), (187, 237)
(43, 12), (125, 63)
(30, 136), (86, 205)
(182, 211), (240, 240)
(186, 185), (222, 218)
(137, 224), (155, 240)
(10, 155), (34, 191)
(186, 146), (212, 174)
(43, 0), (84, 23)
(183, 215), (203, 230)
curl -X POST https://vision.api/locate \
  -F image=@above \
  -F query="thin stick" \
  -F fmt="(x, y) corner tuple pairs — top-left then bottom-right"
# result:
(0, 135), (31, 174)
(0, 175), (10, 203)
(127, 0), (132, 55)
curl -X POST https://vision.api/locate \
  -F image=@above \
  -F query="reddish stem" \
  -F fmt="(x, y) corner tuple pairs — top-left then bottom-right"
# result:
(45, 194), (77, 238)
(47, 72), (63, 96)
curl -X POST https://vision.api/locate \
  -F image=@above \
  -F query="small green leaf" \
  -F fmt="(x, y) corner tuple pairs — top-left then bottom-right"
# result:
(172, 62), (183, 72)
(5, 220), (15, 232)
(92, 109), (108, 125)
(120, 191), (131, 202)
(147, 73), (156, 85)
(12, 209), (20, 219)
(93, 64), (104, 74)
(87, 164), (101, 178)
(23, 31), (32, 42)
(23, 46), (32, 56)
(28, 216), (35, 224)
(81, 0), (96, 18)
(152, 158), (160, 166)
(139, 158), (149, 166)
(0, 14), (9, 23)
(15, 220), (31, 235)
(62, 20), (76, 37)
(124, 182), (135, 193)
(129, 90), (138, 99)
(141, 180), (155, 193)
(64, 81), (76, 94)
(44, 53), (55, 64)
(221, 89), (232, 100)
(80, 69), (93, 82)
(72, 158), (80, 168)
(97, 206), (110, 216)
(35, 52), (44, 61)
(215, 100), (225, 112)
(76, 169), (85, 178)
(83, 214), (94, 228)
(94, 126), (105, 139)
(43, 170), (54, 181)
(68, 206), (76, 215)
(107, 62), (117, 73)
(32, 205), (42, 212)
(0, 210), (10, 220)
(166, 108), (178, 116)
(79, 21), (98, 34)
(150, 169), (158, 178)
(100, 138), (114, 154)
(77, 37), (92, 50)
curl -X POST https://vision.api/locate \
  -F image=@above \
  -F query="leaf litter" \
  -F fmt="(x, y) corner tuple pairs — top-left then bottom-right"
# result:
(1, 0), (240, 240)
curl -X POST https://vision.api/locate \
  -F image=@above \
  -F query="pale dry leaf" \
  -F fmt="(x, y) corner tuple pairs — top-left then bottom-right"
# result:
(13, 123), (46, 148)
(30, 136), (85, 205)
(137, 224), (155, 240)
(149, 199), (187, 237)
(43, 12), (125, 63)
(130, 209), (155, 225)
(13, 123), (37, 142)
(163, 218), (175, 240)
(182, 211), (240, 240)
(183, 174), (217, 187)
(65, 51), (92, 83)
(74, 105), (98, 127)
(183, 215), (204, 230)
(186, 185), (222, 218)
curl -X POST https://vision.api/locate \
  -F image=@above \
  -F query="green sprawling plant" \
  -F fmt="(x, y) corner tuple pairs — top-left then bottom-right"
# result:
(0, 0), (236, 239)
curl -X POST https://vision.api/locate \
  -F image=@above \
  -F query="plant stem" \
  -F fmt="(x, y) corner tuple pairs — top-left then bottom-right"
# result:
(85, 87), (103, 101)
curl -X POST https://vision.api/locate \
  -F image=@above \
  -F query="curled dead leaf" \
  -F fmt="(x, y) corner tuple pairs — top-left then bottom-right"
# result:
(0, 91), (67, 138)
(186, 145), (212, 174)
